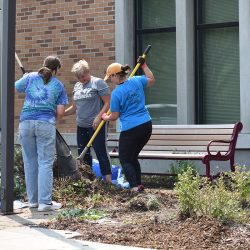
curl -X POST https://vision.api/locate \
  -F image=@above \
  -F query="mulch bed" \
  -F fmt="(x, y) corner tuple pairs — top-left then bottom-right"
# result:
(41, 168), (250, 250)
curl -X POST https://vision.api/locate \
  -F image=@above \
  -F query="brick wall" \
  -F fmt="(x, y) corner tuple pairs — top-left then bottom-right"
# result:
(15, 0), (116, 133)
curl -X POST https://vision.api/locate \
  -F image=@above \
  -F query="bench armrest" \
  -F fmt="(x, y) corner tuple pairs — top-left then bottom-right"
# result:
(207, 139), (232, 155)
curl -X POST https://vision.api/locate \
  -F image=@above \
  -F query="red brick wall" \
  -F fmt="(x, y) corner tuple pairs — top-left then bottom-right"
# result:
(15, 0), (116, 133)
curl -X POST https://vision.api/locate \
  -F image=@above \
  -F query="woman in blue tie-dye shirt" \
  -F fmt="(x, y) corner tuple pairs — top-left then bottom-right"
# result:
(15, 55), (68, 212)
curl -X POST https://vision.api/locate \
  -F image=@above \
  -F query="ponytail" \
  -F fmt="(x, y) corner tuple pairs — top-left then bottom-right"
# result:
(38, 67), (52, 84)
(117, 64), (131, 77)
(38, 55), (61, 84)
(121, 64), (131, 72)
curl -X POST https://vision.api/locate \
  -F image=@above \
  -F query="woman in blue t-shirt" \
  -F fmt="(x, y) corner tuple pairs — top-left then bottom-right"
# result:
(102, 59), (155, 192)
(15, 55), (68, 211)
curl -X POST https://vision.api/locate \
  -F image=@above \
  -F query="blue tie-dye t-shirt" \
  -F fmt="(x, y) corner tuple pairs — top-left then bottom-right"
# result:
(15, 72), (68, 124)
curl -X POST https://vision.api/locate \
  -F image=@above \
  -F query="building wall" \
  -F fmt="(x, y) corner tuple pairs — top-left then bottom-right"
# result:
(115, 0), (250, 169)
(13, 0), (250, 169)
(15, 0), (116, 133)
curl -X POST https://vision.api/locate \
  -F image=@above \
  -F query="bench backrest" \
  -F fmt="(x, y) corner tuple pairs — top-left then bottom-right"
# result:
(143, 122), (242, 154)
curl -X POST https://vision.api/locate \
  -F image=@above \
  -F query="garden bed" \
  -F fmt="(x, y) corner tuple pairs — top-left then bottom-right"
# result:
(41, 171), (250, 250)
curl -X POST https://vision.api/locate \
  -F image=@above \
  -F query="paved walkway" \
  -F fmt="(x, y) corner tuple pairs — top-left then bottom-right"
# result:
(0, 205), (153, 250)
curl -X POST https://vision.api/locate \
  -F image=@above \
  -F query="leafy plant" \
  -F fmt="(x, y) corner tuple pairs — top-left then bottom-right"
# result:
(13, 168), (26, 199)
(80, 209), (107, 220)
(146, 196), (161, 211)
(56, 208), (85, 220)
(230, 165), (250, 208)
(199, 177), (245, 223)
(14, 146), (24, 173)
(56, 208), (108, 221)
(72, 181), (88, 196)
(175, 166), (248, 223)
(91, 193), (104, 205)
(14, 147), (26, 199)
(170, 160), (196, 176)
(174, 166), (200, 216)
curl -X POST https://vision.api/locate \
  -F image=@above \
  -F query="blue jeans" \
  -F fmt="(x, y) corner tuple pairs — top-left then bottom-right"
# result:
(19, 120), (56, 204)
(77, 124), (111, 176)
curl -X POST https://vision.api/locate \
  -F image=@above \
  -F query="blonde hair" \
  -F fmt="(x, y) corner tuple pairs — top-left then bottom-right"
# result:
(71, 59), (90, 78)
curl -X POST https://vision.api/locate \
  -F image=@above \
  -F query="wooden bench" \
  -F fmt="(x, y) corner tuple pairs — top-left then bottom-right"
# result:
(108, 122), (243, 178)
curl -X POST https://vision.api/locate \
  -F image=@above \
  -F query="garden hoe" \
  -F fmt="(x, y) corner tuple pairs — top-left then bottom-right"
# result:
(15, 52), (81, 179)
(78, 45), (152, 162)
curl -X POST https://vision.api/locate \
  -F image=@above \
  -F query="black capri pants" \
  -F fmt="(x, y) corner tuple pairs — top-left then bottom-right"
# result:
(119, 120), (152, 188)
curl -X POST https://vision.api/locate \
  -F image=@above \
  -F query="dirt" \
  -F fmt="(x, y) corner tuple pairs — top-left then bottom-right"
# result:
(40, 166), (250, 250)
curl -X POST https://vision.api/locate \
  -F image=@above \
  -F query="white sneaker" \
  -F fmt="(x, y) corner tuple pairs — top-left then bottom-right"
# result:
(29, 202), (38, 208)
(38, 201), (62, 212)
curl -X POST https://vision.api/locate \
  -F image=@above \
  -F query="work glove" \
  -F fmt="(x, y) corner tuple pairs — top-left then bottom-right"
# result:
(137, 56), (146, 66)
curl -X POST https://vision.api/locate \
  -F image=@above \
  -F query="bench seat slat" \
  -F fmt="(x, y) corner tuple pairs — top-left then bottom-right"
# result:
(109, 151), (229, 160)
(108, 135), (232, 141)
(146, 140), (230, 146)
(109, 151), (228, 159)
(152, 124), (235, 129)
(143, 145), (229, 152)
(152, 128), (234, 135)
(150, 134), (232, 140)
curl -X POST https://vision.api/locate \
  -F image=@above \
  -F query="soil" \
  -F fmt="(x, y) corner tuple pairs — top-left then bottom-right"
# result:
(41, 166), (250, 250)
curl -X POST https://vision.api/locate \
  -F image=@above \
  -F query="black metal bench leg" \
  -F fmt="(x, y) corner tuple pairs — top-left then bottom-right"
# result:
(230, 156), (235, 172)
(205, 162), (211, 179)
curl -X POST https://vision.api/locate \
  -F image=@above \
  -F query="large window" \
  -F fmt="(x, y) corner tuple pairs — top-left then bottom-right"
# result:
(195, 0), (240, 124)
(135, 0), (176, 125)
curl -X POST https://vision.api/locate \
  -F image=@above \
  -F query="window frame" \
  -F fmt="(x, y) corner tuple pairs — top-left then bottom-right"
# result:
(135, 0), (176, 60)
(194, 0), (239, 124)
(134, 0), (177, 125)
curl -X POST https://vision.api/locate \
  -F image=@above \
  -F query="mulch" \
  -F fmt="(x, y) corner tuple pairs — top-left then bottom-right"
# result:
(41, 171), (250, 250)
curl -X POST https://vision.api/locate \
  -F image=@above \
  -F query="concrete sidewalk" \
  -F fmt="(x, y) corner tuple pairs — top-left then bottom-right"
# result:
(0, 207), (153, 250)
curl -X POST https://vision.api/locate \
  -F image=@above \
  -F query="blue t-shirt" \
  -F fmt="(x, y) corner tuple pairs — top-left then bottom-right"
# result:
(15, 72), (68, 124)
(110, 75), (151, 132)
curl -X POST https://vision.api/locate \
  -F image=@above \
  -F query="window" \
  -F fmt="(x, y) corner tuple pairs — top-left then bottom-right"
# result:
(135, 0), (176, 125)
(195, 0), (239, 124)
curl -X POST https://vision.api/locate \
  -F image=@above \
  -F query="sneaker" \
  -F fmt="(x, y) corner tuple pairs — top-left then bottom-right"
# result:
(37, 201), (62, 212)
(131, 185), (145, 193)
(138, 185), (144, 192)
(29, 202), (38, 208)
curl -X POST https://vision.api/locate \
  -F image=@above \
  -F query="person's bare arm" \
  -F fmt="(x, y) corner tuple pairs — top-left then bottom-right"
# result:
(142, 63), (155, 87)
(102, 111), (119, 122)
(99, 95), (110, 116)
(93, 95), (110, 129)
(64, 101), (77, 116)
(56, 105), (65, 120)
(108, 112), (119, 121)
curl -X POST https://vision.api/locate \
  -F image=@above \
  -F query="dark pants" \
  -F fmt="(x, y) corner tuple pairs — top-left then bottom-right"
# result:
(77, 124), (111, 176)
(119, 121), (152, 188)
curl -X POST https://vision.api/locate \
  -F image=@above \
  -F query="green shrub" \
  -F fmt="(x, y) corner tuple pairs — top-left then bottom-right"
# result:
(175, 166), (248, 223)
(170, 160), (196, 176)
(174, 166), (200, 216)
(230, 165), (250, 207)
(14, 147), (26, 199)
(199, 177), (245, 223)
